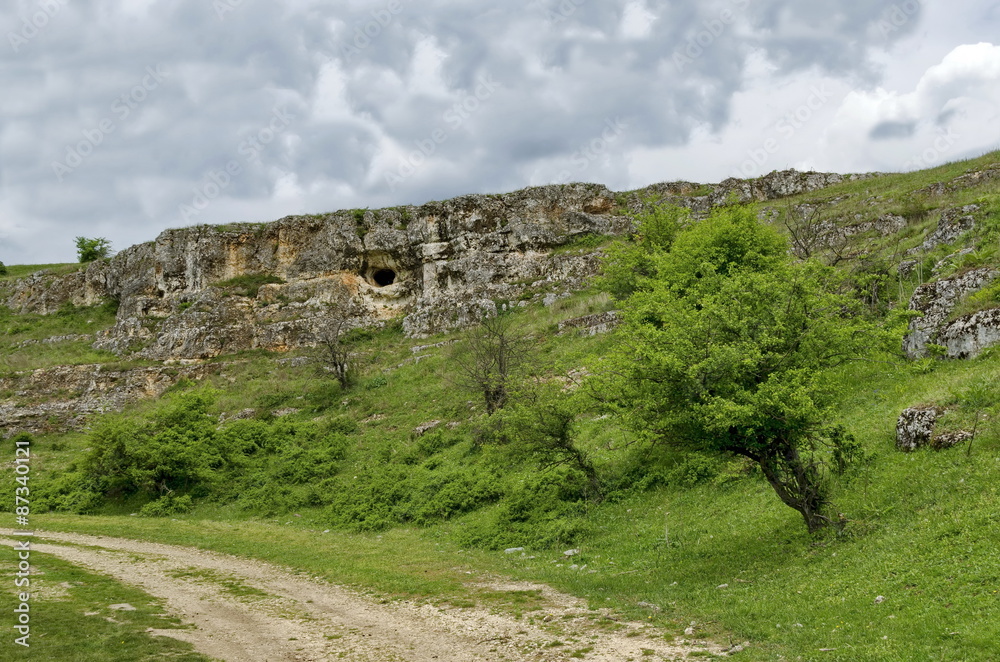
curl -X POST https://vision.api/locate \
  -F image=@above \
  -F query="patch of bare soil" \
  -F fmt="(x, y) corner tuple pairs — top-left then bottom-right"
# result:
(2, 531), (728, 661)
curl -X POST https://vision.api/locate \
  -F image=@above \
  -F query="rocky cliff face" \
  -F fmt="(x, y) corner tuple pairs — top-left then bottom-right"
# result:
(902, 267), (998, 358)
(0, 363), (218, 434)
(3, 171), (856, 362)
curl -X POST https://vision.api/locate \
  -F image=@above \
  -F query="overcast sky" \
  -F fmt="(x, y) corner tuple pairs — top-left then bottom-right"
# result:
(1, 0), (998, 265)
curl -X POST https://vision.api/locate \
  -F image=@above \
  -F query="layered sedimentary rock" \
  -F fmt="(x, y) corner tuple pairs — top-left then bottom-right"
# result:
(0, 171), (875, 361)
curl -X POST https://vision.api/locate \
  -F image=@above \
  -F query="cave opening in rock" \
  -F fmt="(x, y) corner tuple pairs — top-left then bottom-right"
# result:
(372, 268), (397, 287)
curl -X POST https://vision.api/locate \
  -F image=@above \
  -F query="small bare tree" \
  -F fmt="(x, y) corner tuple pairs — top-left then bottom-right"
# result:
(453, 313), (529, 415)
(314, 283), (364, 389)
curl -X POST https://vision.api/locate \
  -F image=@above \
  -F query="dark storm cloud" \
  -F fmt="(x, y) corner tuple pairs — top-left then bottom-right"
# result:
(870, 120), (917, 140)
(1, 0), (926, 263)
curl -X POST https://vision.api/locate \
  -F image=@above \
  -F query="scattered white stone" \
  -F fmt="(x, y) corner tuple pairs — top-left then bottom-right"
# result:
(109, 604), (136, 611)
(563, 548), (580, 557)
(874, 595), (885, 604)
(504, 547), (524, 554)
(717, 584), (729, 589)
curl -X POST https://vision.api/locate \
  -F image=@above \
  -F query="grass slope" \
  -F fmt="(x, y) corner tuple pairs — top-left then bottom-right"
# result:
(4, 151), (1000, 660)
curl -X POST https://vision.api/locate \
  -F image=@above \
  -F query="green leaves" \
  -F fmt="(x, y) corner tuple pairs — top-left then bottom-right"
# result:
(74, 236), (112, 263)
(600, 203), (884, 531)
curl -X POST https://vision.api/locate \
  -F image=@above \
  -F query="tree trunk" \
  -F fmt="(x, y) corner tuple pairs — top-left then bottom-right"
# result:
(748, 445), (830, 533)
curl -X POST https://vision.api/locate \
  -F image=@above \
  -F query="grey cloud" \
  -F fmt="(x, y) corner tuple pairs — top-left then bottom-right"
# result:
(0, 0), (959, 264)
(869, 121), (917, 140)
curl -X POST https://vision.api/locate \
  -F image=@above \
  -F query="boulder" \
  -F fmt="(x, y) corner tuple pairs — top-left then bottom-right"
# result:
(931, 430), (973, 450)
(937, 307), (1000, 359)
(896, 406), (943, 452)
(902, 268), (997, 358)
(915, 205), (979, 253)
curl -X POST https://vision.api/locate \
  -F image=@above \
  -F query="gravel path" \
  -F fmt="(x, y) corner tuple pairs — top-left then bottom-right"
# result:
(2, 530), (726, 661)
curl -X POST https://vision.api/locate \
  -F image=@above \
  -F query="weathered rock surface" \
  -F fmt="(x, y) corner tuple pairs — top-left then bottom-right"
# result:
(557, 311), (621, 336)
(0, 363), (218, 433)
(2, 172), (862, 360)
(931, 429), (973, 450)
(896, 406), (943, 452)
(908, 205), (979, 254)
(937, 308), (1000, 359)
(902, 268), (997, 358)
(919, 165), (1000, 196)
(630, 169), (873, 215)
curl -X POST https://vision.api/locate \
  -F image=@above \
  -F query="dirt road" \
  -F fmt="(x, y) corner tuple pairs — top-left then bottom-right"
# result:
(2, 531), (727, 661)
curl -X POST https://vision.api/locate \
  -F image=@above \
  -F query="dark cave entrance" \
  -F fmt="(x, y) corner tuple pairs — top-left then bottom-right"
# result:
(372, 268), (397, 287)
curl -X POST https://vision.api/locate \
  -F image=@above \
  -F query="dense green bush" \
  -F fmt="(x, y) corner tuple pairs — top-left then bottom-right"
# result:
(75, 236), (112, 262)
(453, 467), (592, 550)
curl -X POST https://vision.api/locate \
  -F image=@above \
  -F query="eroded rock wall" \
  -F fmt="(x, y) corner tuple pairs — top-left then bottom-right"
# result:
(2, 172), (865, 361)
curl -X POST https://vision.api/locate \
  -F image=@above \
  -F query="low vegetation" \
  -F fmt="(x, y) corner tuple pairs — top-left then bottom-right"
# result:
(5, 152), (1000, 660)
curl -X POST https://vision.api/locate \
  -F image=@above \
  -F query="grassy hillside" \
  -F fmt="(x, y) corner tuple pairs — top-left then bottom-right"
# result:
(4, 152), (1000, 660)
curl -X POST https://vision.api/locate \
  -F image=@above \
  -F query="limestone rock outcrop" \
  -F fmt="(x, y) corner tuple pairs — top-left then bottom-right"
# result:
(902, 267), (997, 358)
(909, 205), (979, 254)
(0, 363), (218, 433)
(0, 171), (872, 361)
(896, 406), (943, 452)
(937, 308), (1000, 359)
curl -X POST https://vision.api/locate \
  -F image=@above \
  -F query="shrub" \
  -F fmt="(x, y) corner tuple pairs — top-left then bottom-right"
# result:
(75, 237), (112, 262)
(139, 494), (194, 517)
(215, 273), (285, 297)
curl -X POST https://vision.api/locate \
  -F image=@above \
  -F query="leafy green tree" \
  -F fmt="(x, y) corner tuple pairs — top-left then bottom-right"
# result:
(598, 202), (688, 300)
(0, 261), (7, 276)
(600, 204), (877, 532)
(75, 236), (112, 263)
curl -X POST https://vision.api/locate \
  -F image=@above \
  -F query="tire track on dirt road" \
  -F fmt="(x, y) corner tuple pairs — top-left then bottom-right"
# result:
(2, 530), (727, 661)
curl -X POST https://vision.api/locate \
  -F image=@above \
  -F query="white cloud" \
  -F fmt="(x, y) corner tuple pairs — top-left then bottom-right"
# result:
(822, 42), (1000, 172)
(2, 1), (999, 264)
(620, 1), (657, 40)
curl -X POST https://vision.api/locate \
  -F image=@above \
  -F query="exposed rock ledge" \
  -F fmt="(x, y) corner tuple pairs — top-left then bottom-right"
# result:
(903, 268), (998, 358)
(2, 171), (862, 361)
(0, 363), (218, 433)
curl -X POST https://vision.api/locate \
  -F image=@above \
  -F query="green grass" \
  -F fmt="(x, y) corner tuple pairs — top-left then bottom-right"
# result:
(6, 150), (1000, 660)
(0, 263), (83, 281)
(213, 273), (285, 298)
(0, 551), (208, 660)
(0, 300), (121, 374)
(25, 347), (1000, 660)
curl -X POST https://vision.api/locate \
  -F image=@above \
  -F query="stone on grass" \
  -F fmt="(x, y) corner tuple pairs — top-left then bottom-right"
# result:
(896, 407), (943, 452)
